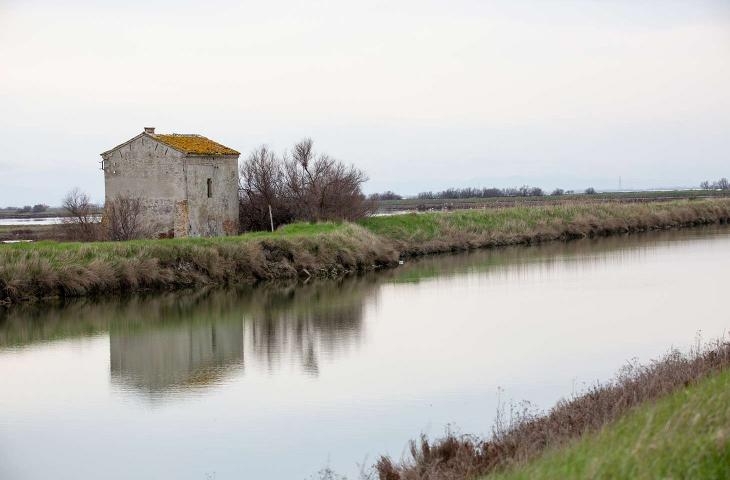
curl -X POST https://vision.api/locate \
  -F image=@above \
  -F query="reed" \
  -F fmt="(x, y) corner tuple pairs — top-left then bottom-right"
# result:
(375, 338), (730, 480)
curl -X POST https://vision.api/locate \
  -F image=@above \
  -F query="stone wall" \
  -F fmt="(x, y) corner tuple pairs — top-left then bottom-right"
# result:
(184, 156), (240, 237)
(102, 135), (186, 236)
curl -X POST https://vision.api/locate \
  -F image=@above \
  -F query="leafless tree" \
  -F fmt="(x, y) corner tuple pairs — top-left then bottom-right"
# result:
(700, 178), (729, 190)
(283, 138), (373, 222)
(62, 187), (100, 241)
(239, 146), (293, 231)
(104, 195), (147, 241)
(238, 139), (374, 232)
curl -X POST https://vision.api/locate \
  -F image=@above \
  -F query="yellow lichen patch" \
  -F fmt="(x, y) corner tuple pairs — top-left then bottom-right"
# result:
(153, 134), (239, 156)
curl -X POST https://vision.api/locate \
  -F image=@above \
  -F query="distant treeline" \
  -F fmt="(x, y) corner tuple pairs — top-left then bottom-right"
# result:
(370, 179), (730, 202)
(416, 186), (548, 199)
(369, 186), (592, 201)
(0, 204), (50, 213)
(700, 178), (729, 190)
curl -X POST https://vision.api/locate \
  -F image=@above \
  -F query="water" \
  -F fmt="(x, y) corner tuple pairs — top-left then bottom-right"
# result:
(1, 226), (730, 479)
(0, 217), (67, 226)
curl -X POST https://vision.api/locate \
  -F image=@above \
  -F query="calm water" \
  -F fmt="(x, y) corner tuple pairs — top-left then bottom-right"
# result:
(2, 226), (730, 479)
(0, 217), (66, 226)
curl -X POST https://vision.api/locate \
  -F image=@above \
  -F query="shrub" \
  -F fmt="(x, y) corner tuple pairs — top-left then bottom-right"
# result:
(61, 188), (101, 241)
(104, 195), (151, 241)
(239, 139), (373, 232)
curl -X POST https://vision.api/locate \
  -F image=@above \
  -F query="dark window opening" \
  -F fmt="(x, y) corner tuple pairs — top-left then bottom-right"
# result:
(207, 178), (212, 198)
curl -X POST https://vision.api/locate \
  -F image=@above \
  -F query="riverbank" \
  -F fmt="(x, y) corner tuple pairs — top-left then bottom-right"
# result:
(2, 199), (730, 305)
(376, 188), (730, 214)
(375, 339), (730, 480)
(488, 368), (730, 480)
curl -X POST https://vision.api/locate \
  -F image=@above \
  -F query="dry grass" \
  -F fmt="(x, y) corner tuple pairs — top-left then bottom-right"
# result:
(374, 339), (730, 480)
(0, 223), (398, 304)
(2, 199), (730, 305)
(361, 199), (730, 256)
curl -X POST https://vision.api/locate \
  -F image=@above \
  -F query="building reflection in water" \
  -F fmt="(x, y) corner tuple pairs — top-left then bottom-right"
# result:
(110, 320), (244, 394)
(104, 278), (377, 395)
(2, 226), (721, 399)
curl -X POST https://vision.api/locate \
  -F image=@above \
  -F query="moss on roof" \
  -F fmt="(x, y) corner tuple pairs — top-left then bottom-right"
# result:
(152, 134), (239, 156)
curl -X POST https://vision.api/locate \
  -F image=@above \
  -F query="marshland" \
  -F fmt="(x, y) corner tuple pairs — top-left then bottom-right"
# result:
(4, 1), (730, 478)
(2, 222), (730, 479)
(2, 198), (730, 305)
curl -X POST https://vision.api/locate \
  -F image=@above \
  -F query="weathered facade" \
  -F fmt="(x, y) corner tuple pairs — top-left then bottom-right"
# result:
(100, 127), (239, 237)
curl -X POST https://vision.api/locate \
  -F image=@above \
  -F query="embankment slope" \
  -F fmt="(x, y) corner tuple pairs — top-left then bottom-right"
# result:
(2, 199), (729, 304)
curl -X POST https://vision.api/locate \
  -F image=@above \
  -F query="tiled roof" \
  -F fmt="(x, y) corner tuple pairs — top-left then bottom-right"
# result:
(152, 134), (239, 156)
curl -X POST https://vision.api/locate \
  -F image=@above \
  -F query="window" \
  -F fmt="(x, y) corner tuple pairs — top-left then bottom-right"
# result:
(207, 178), (212, 198)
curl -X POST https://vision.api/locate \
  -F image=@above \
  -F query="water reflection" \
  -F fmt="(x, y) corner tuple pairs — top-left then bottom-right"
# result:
(2, 226), (730, 480)
(0, 279), (381, 396)
(110, 316), (244, 395)
(1, 225), (728, 395)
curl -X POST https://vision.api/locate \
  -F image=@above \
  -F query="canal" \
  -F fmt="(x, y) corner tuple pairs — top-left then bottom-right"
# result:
(1, 226), (729, 479)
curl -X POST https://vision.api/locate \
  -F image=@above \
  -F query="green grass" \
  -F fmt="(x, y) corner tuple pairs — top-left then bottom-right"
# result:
(486, 369), (730, 480)
(2, 199), (730, 304)
(2, 221), (345, 253)
(360, 199), (730, 247)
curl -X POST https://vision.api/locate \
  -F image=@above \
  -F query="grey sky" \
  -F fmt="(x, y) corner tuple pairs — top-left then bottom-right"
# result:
(1, 0), (729, 205)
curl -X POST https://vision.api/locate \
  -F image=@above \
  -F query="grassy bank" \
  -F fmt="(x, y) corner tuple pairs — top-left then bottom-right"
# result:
(375, 339), (730, 480)
(2, 199), (730, 304)
(376, 189), (730, 213)
(361, 199), (730, 255)
(486, 368), (730, 480)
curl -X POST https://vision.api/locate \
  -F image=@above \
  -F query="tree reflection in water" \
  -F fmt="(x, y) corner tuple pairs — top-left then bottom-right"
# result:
(2, 226), (723, 398)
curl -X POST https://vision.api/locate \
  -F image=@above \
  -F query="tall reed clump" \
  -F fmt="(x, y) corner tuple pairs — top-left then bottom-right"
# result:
(375, 339), (730, 480)
(0, 224), (398, 304)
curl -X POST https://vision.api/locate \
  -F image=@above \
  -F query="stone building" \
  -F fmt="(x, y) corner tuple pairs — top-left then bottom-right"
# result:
(100, 127), (240, 237)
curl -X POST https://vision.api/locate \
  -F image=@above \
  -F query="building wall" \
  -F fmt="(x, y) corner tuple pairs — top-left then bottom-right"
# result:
(184, 156), (240, 237)
(102, 135), (186, 235)
(102, 135), (240, 237)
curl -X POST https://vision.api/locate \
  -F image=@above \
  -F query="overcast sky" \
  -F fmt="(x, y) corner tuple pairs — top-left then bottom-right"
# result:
(1, 0), (729, 205)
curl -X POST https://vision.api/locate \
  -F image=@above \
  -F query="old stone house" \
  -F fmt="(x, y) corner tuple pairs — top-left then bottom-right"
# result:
(100, 127), (240, 237)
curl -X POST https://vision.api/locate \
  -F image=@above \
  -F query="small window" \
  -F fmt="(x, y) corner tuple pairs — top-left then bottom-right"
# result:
(207, 178), (213, 198)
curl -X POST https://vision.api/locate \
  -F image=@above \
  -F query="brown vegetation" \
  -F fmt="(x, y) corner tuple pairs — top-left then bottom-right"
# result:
(61, 187), (102, 241)
(0, 224), (398, 305)
(2, 199), (730, 306)
(375, 339), (730, 480)
(104, 195), (149, 241)
(361, 199), (730, 257)
(239, 138), (374, 232)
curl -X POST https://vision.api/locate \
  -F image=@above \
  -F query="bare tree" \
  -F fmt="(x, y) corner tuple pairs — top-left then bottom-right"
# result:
(284, 139), (373, 222)
(104, 195), (146, 241)
(239, 146), (293, 231)
(62, 187), (99, 241)
(238, 139), (374, 232)
(700, 178), (729, 190)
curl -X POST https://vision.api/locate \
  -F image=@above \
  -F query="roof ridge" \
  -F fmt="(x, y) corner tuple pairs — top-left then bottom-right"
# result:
(101, 130), (239, 156)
